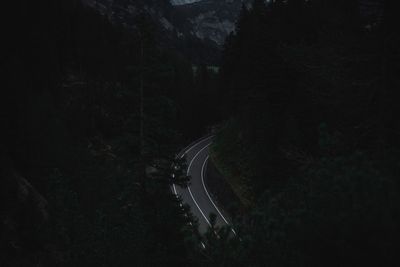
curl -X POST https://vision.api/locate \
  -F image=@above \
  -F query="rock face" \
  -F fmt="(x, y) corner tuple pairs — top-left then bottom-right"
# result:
(170, 0), (203, 5)
(82, 0), (178, 32)
(79, 0), (252, 63)
(172, 0), (384, 45)
(82, 0), (249, 46)
(173, 0), (251, 45)
(359, 0), (384, 22)
(67, 1), (384, 60)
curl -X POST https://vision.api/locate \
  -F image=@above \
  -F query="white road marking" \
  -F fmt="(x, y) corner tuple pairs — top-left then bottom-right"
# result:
(180, 136), (214, 159)
(186, 142), (213, 226)
(201, 156), (229, 224)
(201, 156), (237, 236)
(187, 142), (212, 171)
(172, 135), (238, 242)
(172, 135), (214, 196)
(187, 186), (211, 226)
(172, 139), (214, 227)
(171, 136), (213, 196)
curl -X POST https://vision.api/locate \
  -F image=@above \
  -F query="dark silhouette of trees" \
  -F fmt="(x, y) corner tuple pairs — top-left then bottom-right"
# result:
(212, 0), (400, 265)
(2, 0), (398, 266)
(0, 1), (201, 266)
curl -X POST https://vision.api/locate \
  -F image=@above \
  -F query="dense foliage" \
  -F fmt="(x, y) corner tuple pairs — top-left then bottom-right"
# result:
(212, 0), (400, 265)
(0, 0), (209, 266)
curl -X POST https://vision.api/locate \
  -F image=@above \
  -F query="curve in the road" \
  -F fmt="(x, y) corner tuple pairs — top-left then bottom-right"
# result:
(187, 142), (213, 226)
(172, 135), (213, 196)
(172, 136), (235, 235)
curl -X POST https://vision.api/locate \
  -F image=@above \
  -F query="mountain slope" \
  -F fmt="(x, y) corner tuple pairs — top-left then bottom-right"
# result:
(82, 0), (221, 64)
(171, 0), (203, 5)
(84, 0), (250, 46)
(174, 0), (251, 45)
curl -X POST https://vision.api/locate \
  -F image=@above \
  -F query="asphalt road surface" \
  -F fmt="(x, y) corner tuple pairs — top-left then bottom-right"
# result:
(172, 136), (235, 234)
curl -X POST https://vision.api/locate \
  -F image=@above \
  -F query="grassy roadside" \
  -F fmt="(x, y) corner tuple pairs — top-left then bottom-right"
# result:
(209, 120), (255, 209)
(205, 157), (244, 220)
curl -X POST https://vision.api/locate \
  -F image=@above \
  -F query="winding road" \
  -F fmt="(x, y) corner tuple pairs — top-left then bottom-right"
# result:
(172, 136), (235, 234)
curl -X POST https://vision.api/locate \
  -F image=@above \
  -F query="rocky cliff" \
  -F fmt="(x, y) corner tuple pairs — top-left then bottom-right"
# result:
(173, 0), (251, 45)
(83, 0), (249, 47)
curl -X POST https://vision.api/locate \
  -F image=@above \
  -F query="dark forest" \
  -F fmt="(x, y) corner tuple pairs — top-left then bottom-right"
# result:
(1, 0), (399, 266)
